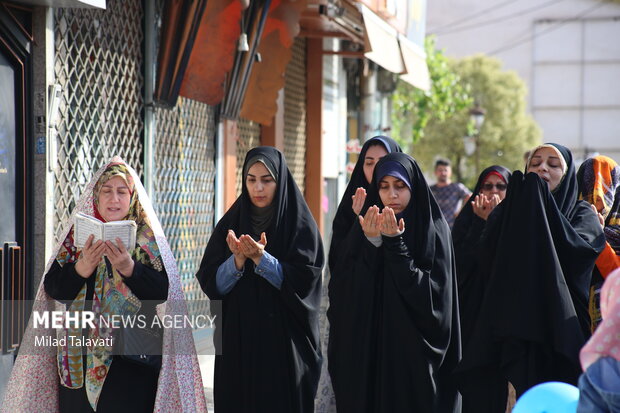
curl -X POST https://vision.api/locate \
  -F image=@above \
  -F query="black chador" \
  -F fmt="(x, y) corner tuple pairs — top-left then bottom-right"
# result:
(196, 147), (324, 413)
(452, 165), (511, 351)
(328, 136), (401, 275)
(328, 152), (461, 413)
(455, 143), (605, 412)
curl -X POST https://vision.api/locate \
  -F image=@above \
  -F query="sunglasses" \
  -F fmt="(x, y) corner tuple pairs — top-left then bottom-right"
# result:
(481, 183), (507, 191)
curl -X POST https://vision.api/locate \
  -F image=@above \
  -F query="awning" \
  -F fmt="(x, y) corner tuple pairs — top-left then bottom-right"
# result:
(360, 4), (404, 75)
(157, 0), (210, 106)
(177, 0), (246, 106)
(398, 34), (430, 91)
(299, 0), (364, 44)
(13, 0), (105, 8)
(239, 0), (307, 125)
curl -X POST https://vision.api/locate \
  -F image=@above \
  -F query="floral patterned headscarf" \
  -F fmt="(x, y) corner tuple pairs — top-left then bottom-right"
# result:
(2, 157), (206, 413)
(578, 155), (620, 253)
(54, 162), (163, 409)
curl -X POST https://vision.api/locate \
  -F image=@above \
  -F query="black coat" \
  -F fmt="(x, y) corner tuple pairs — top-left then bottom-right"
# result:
(197, 146), (324, 413)
(455, 144), (606, 412)
(328, 152), (461, 413)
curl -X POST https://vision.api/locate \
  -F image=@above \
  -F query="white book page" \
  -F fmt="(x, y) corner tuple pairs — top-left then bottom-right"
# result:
(103, 221), (137, 248)
(74, 213), (103, 247)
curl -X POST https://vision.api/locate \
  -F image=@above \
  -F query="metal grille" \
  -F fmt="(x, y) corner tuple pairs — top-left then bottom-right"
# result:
(53, 0), (144, 236)
(235, 118), (261, 195)
(283, 37), (307, 193)
(154, 98), (216, 310)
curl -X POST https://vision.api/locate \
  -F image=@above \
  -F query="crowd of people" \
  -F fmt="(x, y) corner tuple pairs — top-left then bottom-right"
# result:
(2, 139), (619, 412)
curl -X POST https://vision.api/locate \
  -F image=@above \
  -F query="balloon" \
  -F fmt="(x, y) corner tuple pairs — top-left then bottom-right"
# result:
(512, 382), (579, 413)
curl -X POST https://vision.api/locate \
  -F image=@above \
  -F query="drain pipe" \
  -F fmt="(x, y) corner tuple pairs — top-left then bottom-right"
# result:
(143, 0), (156, 197)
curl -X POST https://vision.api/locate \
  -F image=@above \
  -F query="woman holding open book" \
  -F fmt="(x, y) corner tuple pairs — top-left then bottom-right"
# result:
(2, 158), (207, 412)
(196, 146), (324, 412)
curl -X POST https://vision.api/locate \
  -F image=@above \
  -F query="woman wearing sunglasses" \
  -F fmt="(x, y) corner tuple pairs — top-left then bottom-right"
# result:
(452, 166), (511, 412)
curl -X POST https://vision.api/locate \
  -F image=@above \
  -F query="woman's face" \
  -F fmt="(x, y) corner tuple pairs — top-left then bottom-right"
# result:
(378, 175), (411, 215)
(363, 144), (388, 184)
(527, 147), (564, 191)
(97, 176), (132, 222)
(479, 174), (507, 200)
(246, 162), (277, 208)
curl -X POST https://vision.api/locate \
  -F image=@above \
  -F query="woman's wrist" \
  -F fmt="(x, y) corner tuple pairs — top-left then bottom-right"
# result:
(234, 255), (245, 271)
(252, 252), (263, 266)
(75, 259), (94, 279)
(117, 260), (135, 278)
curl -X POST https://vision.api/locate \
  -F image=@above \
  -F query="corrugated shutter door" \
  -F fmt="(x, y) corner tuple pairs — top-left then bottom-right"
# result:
(52, 0), (144, 238)
(154, 98), (216, 310)
(283, 37), (307, 193)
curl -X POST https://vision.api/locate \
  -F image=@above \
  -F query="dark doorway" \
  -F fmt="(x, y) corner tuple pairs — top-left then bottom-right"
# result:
(0, 2), (33, 355)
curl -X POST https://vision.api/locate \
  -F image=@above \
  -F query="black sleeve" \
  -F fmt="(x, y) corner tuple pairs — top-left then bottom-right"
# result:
(381, 235), (431, 307)
(43, 260), (90, 302)
(121, 260), (169, 302)
(571, 201), (606, 252)
(329, 221), (380, 288)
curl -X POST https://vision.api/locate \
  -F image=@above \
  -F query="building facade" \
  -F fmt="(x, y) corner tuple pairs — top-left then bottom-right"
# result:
(0, 0), (428, 405)
(427, 0), (620, 163)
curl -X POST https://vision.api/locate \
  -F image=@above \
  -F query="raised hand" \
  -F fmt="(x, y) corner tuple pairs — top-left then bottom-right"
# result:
(227, 230), (246, 270)
(489, 194), (501, 210)
(471, 194), (495, 221)
(352, 187), (367, 216)
(75, 234), (106, 278)
(380, 206), (405, 236)
(105, 238), (135, 277)
(239, 232), (267, 266)
(359, 205), (382, 238)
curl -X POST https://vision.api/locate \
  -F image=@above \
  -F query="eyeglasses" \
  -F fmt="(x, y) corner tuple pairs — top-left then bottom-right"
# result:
(481, 183), (507, 191)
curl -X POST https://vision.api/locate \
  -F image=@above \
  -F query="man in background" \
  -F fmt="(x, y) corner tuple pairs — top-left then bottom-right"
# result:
(430, 158), (472, 229)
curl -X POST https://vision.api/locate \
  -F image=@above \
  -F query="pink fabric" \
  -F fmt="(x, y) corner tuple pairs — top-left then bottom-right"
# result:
(580, 268), (620, 371)
(1, 156), (207, 412)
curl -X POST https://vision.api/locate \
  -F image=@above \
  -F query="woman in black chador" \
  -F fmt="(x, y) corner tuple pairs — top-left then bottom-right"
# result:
(328, 135), (401, 275)
(452, 165), (511, 413)
(196, 146), (324, 413)
(328, 152), (461, 413)
(455, 143), (606, 413)
(452, 165), (511, 350)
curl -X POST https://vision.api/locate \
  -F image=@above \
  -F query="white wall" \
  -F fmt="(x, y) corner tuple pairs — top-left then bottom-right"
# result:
(427, 0), (620, 163)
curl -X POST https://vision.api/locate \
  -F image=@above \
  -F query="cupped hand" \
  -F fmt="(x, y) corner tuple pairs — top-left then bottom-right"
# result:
(75, 234), (106, 278)
(239, 232), (267, 266)
(227, 230), (246, 270)
(471, 194), (500, 221)
(380, 206), (405, 236)
(359, 205), (382, 238)
(352, 187), (367, 216)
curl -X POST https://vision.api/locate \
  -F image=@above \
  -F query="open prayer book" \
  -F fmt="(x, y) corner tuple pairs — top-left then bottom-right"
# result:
(74, 212), (137, 248)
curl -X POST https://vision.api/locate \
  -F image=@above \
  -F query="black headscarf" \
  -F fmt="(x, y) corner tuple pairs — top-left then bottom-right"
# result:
(328, 152), (461, 412)
(243, 153), (278, 236)
(452, 165), (511, 349)
(196, 146), (324, 413)
(455, 143), (605, 407)
(328, 136), (401, 274)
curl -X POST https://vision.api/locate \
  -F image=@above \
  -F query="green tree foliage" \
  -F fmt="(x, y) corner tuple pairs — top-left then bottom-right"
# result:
(393, 51), (541, 188)
(392, 36), (472, 145)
